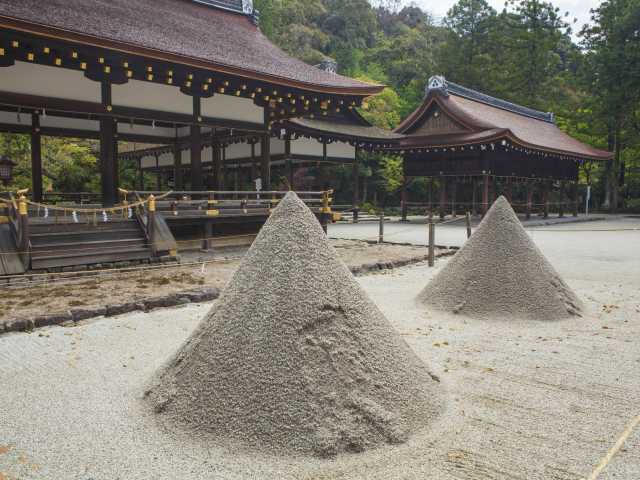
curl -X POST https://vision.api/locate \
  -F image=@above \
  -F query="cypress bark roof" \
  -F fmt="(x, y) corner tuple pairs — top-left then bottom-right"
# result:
(397, 78), (612, 161)
(0, 0), (382, 95)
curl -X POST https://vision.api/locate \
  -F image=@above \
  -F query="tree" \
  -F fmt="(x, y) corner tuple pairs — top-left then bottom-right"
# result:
(440, 0), (498, 90)
(500, 0), (570, 108)
(581, 0), (640, 210)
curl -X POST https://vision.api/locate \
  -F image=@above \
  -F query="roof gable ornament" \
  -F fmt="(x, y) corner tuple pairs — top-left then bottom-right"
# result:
(426, 76), (449, 97)
(192, 0), (259, 23)
(315, 59), (338, 74)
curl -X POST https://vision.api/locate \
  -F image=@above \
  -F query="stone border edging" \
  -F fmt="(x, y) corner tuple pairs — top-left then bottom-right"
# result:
(1, 287), (220, 336)
(1, 248), (458, 336)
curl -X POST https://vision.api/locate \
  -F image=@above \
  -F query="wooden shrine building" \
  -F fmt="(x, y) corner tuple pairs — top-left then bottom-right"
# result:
(0, 0), (383, 206)
(120, 106), (401, 201)
(393, 76), (612, 218)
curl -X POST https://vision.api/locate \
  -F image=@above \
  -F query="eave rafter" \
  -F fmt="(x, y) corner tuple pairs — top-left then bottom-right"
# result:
(0, 27), (372, 128)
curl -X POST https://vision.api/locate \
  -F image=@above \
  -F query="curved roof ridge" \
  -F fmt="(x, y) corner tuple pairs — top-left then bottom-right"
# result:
(445, 81), (555, 124)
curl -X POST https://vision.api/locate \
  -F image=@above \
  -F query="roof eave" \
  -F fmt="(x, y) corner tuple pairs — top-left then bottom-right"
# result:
(0, 15), (384, 97)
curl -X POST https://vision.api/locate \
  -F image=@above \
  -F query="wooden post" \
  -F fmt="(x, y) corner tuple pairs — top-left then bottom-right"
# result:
(428, 177), (434, 215)
(525, 180), (533, 220)
(439, 176), (447, 220)
(378, 211), (384, 243)
(320, 190), (331, 234)
(31, 113), (43, 202)
(450, 179), (457, 218)
(250, 141), (257, 182)
(173, 139), (182, 189)
(465, 212), (472, 239)
(558, 180), (565, 218)
(572, 181), (579, 217)
(261, 134), (270, 190)
(100, 81), (116, 207)
(190, 96), (203, 190)
(471, 178), (478, 217)
(543, 181), (550, 218)
(401, 177), (408, 222)
(352, 149), (359, 223)
(113, 120), (119, 201)
(428, 211), (435, 267)
(147, 194), (156, 256)
(482, 173), (489, 216)
(213, 142), (223, 190)
(18, 195), (29, 258)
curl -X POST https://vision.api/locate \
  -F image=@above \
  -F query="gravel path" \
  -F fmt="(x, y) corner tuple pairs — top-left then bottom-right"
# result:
(0, 221), (639, 479)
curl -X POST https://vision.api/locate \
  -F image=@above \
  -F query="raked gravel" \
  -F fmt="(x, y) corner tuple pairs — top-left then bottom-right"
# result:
(1, 211), (639, 479)
(419, 196), (583, 321)
(146, 192), (445, 457)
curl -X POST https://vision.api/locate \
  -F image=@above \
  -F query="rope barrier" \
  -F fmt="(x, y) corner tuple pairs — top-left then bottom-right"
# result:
(23, 190), (174, 214)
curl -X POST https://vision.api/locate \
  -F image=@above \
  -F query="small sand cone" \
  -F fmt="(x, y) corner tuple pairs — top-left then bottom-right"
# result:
(147, 192), (444, 457)
(418, 196), (582, 320)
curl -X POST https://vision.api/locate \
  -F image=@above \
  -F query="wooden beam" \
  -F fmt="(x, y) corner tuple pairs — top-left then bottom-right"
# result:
(261, 135), (270, 190)
(31, 112), (43, 202)
(0, 90), (265, 132)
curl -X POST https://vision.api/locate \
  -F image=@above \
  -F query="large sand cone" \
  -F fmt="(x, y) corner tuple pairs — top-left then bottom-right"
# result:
(418, 196), (582, 320)
(146, 192), (444, 457)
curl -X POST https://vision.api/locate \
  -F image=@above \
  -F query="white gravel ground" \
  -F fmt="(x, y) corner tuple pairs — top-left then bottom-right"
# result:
(1, 219), (639, 479)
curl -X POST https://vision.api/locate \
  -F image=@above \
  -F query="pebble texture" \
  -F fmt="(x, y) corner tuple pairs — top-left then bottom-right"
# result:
(146, 192), (444, 457)
(418, 196), (583, 320)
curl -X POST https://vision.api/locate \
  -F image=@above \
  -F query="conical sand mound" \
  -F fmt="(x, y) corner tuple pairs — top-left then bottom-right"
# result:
(418, 196), (582, 320)
(146, 192), (444, 457)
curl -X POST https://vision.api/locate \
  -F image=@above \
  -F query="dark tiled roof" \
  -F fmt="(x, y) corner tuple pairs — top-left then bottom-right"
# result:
(288, 117), (403, 143)
(397, 78), (612, 160)
(446, 81), (555, 123)
(0, 0), (381, 94)
(399, 129), (508, 148)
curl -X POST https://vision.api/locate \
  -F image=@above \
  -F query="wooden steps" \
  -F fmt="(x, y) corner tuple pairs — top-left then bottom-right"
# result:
(28, 218), (154, 270)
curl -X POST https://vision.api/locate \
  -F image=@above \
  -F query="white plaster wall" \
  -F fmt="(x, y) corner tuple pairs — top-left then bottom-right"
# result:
(290, 137), (324, 156)
(1, 61), (100, 102)
(327, 141), (355, 159)
(112, 80), (192, 115)
(201, 94), (263, 123)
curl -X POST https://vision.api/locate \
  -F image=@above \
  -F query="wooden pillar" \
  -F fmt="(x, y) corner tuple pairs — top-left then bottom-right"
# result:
(471, 178), (478, 216)
(572, 181), (579, 217)
(543, 181), (550, 218)
(428, 177), (434, 215)
(213, 142), (223, 191)
(318, 140), (328, 190)
(30, 112), (43, 202)
(439, 176), (447, 220)
(261, 134), (270, 190)
(450, 178), (457, 218)
(400, 177), (408, 221)
(250, 142), (258, 183)
(113, 121), (119, 200)
(525, 180), (533, 220)
(173, 140), (183, 190)
(190, 96), (203, 190)
(558, 180), (565, 217)
(100, 81), (116, 207)
(352, 148), (360, 223)
(482, 173), (489, 215)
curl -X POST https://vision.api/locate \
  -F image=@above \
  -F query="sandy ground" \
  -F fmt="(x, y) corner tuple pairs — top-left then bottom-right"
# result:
(0, 239), (432, 322)
(0, 219), (639, 479)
